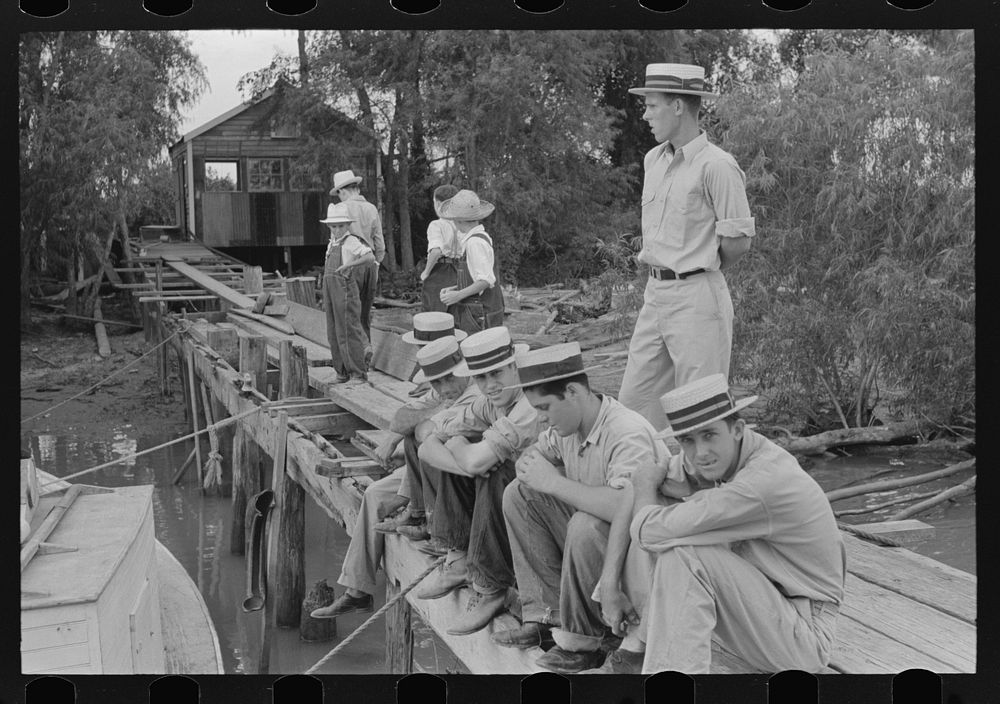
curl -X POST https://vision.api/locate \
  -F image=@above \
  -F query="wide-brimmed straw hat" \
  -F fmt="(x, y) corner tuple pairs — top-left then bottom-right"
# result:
(412, 336), (466, 384)
(330, 169), (363, 193)
(439, 190), (495, 221)
(401, 311), (468, 346)
(628, 63), (719, 98)
(656, 374), (757, 439)
(452, 327), (529, 377)
(319, 202), (355, 225)
(506, 342), (602, 390)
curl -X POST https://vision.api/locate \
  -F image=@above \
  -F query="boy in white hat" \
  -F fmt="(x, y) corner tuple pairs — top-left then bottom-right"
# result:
(331, 169), (385, 363)
(310, 331), (479, 621)
(419, 184), (463, 313)
(586, 374), (845, 674)
(437, 189), (506, 334)
(488, 342), (677, 673)
(618, 63), (755, 431)
(413, 326), (539, 636)
(320, 203), (374, 383)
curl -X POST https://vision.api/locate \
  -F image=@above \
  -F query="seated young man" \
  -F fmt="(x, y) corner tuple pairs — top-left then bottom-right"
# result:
(491, 342), (673, 673)
(309, 335), (477, 620)
(414, 326), (539, 636)
(587, 374), (846, 674)
(371, 312), (468, 540)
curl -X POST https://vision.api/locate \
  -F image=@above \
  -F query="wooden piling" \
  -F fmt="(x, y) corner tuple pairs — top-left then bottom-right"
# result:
(229, 423), (261, 555)
(284, 277), (317, 309)
(207, 324), (240, 368)
(385, 578), (414, 674)
(273, 347), (308, 628)
(239, 334), (268, 400)
(186, 348), (204, 488)
(243, 265), (264, 295)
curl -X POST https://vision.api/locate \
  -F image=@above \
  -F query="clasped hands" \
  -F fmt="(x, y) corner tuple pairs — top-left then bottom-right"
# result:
(514, 446), (564, 494)
(439, 286), (462, 307)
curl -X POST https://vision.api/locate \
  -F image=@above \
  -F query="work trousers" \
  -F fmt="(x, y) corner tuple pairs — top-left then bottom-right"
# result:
(336, 466), (405, 596)
(322, 272), (368, 378)
(619, 542), (838, 674)
(618, 271), (734, 430)
(396, 436), (443, 530)
(355, 261), (378, 342)
(502, 480), (610, 652)
(433, 460), (517, 594)
(420, 259), (459, 313)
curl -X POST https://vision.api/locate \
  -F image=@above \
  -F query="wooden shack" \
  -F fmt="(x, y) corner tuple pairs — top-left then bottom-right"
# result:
(168, 87), (376, 271)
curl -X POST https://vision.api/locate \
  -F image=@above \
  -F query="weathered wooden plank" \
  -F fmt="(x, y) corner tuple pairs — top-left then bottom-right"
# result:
(162, 258), (257, 308)
(385, 578), (414, 674)
(370, 328), (419, 381)
(316, 458), (387, 479)
(227, 315), (333, 367)
(857, 519), (936, 547)
(229, 308), (296, 335)
(828, 614), (961, 673)
(279, 299), (328, 348)
(315, 369), (407, 430)
(288, 413), (373, 437)
(842, 534), (976, 624)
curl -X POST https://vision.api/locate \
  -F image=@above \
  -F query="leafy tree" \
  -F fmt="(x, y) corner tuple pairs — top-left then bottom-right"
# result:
(19, 31), (205, 322)
(720, 30), (974, 429)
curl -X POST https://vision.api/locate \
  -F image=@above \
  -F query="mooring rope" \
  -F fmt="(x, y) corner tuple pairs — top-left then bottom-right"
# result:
(21, 329), (181, 424)
(303, 555), (446, 675)
(37, 406), (260, 489)
(836, 520), (904, 548)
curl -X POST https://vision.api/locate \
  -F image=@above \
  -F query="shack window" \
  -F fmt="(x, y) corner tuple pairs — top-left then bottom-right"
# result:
(248, 158), (284, 192)
(205, 161), (239, 191)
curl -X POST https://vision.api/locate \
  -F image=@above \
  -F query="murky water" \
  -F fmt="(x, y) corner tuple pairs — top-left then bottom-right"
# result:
(26, 425), (974, 675)
(28, 425), (467, 675)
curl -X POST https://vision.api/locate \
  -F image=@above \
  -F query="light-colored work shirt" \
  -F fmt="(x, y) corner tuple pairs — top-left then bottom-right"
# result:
(436, 388), (539, 463)
(458, 225), (497, 287)
(631, 428), (846, 605)
(336, 195), (386, 264)
(638, 131), (755, 274)
(533, 395), (673, 489)
(426, 219), (463, 258)
(326, 233), (371, 267)
(426, 383), (483, 430)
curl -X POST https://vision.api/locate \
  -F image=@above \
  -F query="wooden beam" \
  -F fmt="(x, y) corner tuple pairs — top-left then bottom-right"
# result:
(229, 308), (296, 335)
(855, 519), (936, 547)
(163, 257), (257, 308)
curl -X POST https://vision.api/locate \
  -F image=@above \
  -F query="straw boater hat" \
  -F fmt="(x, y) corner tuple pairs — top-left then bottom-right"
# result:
(412, 336), (466, 384)
(330, 169), (363, 193)
(656, 374), (757, 439)
(628, 63), (719, 99)
(400, 311), (468, 345)
(452, 327), (529, 377)
(439, 190), (495, 221)
(319, 202), (355, 225)
(506, 342), (602, 390)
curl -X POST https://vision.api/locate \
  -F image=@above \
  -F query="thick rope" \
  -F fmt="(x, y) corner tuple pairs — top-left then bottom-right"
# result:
(21, 330), (181, 424)
(303, 555), (446, 675)
(837, 520), (904, 548)
(38, 406), (260, 489)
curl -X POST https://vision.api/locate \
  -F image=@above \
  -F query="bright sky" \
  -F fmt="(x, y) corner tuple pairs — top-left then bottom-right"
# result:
(179, 30), (299, 136)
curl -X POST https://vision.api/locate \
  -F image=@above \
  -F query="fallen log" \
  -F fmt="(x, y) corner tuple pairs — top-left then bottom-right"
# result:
(825, 459), (975, 503)
(834, 489), (939, 517)
(93, 298), (112, 358)
(60, 313), (142, 329)
(773, 420), (927, 456)
(888, 476), (976, 521)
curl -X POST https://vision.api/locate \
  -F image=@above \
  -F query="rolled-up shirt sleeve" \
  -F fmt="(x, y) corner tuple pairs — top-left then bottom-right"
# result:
(426, 220), (446, 252)
(482, 396), (538, 462)
(704, 159), (755, 239)
(533, 426), (563, 466)
(463, 237), (497, 287)
(629, 479), (772, 552)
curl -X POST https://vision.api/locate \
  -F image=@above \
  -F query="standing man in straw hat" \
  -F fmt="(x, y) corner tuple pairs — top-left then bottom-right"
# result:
(585, 374), (845, 674)
(491, 343), (683, 673)
(310, 327), (478, 621)
(618, 63), (756, 430)
(321, 202), (375, 383)
(331, 168), (386, 365)
(438, 189), (506, 334)
(414, 326), (539, 636)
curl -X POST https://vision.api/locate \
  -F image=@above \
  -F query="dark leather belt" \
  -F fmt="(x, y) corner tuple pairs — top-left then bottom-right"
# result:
(650, 266), (706, 281)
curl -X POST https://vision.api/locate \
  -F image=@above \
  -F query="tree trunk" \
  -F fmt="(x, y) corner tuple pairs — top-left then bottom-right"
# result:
(381, 148), (399, 272)
(297, 30), (309, 87)
(773, 419), (928, 456)
(888, 476), (976, 521)
(825, 459), (975, 503)
(66, 251), (79, 317)
(394, 119), (415, 272)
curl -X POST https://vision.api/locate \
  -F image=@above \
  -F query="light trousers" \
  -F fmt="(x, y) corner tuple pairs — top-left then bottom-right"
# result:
(336, 467), (405, 595)
(620, 542), (838, 674)
(618, 271), (734, 430)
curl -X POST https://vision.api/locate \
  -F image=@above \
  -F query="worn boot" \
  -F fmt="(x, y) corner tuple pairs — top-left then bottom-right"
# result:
(395, 523), (430, 541)
(374, 508), (424, 534)
(536, 646), (605, 674)
(309, 591), (374, 619)
(491, 622), (555, 650)
(414, 556), (469, 599)
(446, 589), (508, 636)
(578, 648), (645, 674)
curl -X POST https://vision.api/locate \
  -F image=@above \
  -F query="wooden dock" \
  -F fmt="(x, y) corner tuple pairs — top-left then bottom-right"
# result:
(132, 245), (976, 675)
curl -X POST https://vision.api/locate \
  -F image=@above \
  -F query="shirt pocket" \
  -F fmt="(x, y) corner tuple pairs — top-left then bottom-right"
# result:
(640, 190), (663, 239)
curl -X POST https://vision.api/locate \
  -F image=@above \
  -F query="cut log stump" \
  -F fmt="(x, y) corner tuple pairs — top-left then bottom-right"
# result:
(300, 579), (338, 642)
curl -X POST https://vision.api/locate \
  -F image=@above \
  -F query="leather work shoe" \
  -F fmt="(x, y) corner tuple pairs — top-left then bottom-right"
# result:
(395, 523), (430, 541)
(416, 538), (448, 556)
(536, 646), (605, 674)
(333, 374), (351, 384)
(491, 622), (554, 650)
(309, 591), (374, 620)
(414, 559), (468, 599)
(578, 648), (644, 674)
(374, 508), (425, 534)
(446, 590), (507, 636)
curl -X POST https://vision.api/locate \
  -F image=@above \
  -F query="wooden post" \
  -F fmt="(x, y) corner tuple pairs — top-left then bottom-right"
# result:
(141, 300), (152, 343)
(243, 265), (264, 296)
(229, 423), (261, 555)
(93, 297), (112, 358)
(206, 324), (240, 368)
(174, 339), (191, 423)
(239, 334), (268, 400)
(284, 277), (317, 309)
(211, 394), (233, 497)
(385, 578), (414, 674)
(186, 348), (204, 488)
(273, 348), (307, 628)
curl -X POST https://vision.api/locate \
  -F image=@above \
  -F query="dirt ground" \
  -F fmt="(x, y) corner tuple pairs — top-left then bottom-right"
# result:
(20, 296), (188, 446)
